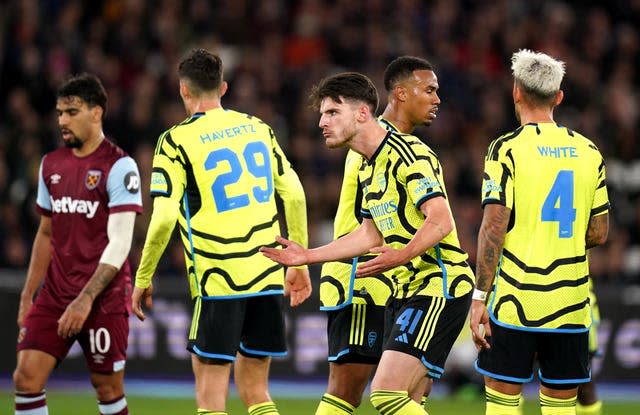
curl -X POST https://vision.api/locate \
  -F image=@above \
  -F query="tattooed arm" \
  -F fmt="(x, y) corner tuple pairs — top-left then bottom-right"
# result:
(586, 213), (609, 249)
(57, 212), (136, 338)
(470, 203), (511, 350)
(475, 204), (511, 291)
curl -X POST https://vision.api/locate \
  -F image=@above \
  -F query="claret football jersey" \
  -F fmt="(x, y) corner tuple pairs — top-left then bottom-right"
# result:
(36, 139), (142, 313)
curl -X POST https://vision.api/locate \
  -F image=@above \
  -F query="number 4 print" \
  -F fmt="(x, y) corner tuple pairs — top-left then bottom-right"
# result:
(541, 170), (576, 238)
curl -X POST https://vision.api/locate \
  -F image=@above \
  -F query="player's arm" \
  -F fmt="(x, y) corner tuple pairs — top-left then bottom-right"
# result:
(356, 195), (454, 277)
(132, 196), (180, 320)
(586, 213), (608, 249)
(261, 218), (383, 266)
(271, 130), (309, 251)
(57, 211), (137, 338)
(470, 203), (510, 350)
(270, 131), (313, 305)
(18, 216), (52, 328)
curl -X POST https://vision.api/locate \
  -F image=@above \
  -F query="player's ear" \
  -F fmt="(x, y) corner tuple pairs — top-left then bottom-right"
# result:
(512, 83), (521, 103)
(219, 81), (228, 98)
(91, 105), (104, 123)
(357, 103), (370, 122)
(179, 80), (190, 100)
(553, 89), (564, 107)
(394, 84), (407, 102)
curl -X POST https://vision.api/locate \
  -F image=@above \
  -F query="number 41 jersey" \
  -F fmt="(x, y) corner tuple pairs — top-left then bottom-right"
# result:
(150, 108), (307, 299)
(481, 122), (609, 332)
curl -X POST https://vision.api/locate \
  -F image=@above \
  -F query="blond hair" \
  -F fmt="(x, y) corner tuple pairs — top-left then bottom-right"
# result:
(511, 49), (565, 99)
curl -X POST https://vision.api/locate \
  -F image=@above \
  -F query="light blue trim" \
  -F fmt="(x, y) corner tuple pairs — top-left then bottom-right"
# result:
(415, 192), (439, 208)
(183, 193), (199, 291)
(474, 360), (533, 383)
(421, 357), (444, 378)
(107, 156), (142, 208)
(538, 369), (591, 384)
(328, 348), (350, 362)
(150, 190), (170, 196)
(201, 290), (285, 300)
(192, 345), (235, 361)
(36, 160), (51, 210)
(482, 197), (502, 204)
(435, 244), (453, 299)
(239, 342), (287, 357)
(488, 315), (590, 333)
(320, 303), (349, 311)
(319, 256), (358, 311)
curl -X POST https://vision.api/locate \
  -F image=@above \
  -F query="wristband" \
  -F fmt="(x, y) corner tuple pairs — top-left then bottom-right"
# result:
(472, 288), (488, 301)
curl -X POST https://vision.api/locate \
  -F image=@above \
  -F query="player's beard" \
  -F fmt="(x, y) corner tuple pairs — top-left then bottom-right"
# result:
(63, 134), (83, 149)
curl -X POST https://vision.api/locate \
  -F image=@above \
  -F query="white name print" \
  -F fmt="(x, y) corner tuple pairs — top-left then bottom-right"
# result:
(50, 196), (100, 218)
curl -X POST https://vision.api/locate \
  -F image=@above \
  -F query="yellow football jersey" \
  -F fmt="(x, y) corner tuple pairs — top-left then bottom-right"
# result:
(481, 122), (609, 331)
(359, 131), (474, 300)
(145, 108), (307, 298)
(319, 117), (414, 309)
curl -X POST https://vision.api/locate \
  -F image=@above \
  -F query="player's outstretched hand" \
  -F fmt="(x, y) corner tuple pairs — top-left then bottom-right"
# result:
(132, 285), (154, 321)
(260, 235), (309, 267)
(469, 299), (491, 351)
(285, 267), (312, 307)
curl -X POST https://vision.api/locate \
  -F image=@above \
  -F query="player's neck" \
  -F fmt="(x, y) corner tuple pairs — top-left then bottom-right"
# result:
(188, 99), (222, 115)
(73, 132), (104, 157)
(517, 106), (555, 125)
(351, 121), (388, 161)
(380, 106), (414, 134)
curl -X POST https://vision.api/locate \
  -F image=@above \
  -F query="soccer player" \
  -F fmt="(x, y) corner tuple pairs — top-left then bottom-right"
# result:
(261, 72), (474, 415)
(470, 49), (609, 415)
(13, 73), (143, 415)
(316, 56), (442, 415)
(131, 49), (311, 415)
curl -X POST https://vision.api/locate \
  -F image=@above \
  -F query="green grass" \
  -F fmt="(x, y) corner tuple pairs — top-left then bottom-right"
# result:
(2, 391), (640, 414)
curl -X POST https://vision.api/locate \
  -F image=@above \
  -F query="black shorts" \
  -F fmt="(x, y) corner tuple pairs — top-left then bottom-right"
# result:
(475, 320), (590, 386)
(187, 295), (286, 361)
(384, 293), (471, 379)
(326, 303), (385, 364)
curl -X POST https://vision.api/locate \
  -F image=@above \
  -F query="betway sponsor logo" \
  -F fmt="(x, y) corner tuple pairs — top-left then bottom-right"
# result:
(50, 196), (99, 218)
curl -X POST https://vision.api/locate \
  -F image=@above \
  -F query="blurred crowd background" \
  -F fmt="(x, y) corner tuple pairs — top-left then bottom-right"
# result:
(0, 0), (638, 285)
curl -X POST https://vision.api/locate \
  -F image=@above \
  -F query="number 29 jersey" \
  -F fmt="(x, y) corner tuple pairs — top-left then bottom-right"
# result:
(481, 123), (609, 331)
(150, 108), (307, 299)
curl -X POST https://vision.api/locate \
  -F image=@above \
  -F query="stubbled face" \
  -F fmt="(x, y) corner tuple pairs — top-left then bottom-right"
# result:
(318, 97), (360, 149)
(56, 96), (97, 149)
(400, 69), (441, 127)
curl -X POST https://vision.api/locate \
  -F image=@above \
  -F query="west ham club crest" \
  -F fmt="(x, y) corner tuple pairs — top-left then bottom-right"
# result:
(85, 169), (102, 190)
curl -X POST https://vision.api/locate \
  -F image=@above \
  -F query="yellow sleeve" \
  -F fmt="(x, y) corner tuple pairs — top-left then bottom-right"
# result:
(270, 131), (308, 249)
(481, 143), (514, 209)
(134, 196), (180, 288)
(591, 155), (609, 217)
(135, 134), (185, 288)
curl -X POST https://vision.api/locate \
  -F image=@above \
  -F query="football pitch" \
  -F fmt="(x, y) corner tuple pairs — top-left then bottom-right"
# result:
(2, 392), (640, 414)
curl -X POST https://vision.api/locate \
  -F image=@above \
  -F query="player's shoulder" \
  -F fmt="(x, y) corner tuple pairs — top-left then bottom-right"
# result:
(486, 125), (526, 160)
(386, 131), (437, 162)
(102, 138), (129, 159)
(41, 146), (70, 165)
(558, 125), (602, 153)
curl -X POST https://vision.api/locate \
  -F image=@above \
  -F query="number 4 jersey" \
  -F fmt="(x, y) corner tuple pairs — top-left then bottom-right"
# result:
(481, 122), (609, 332)
(147, 108), (307, 299)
